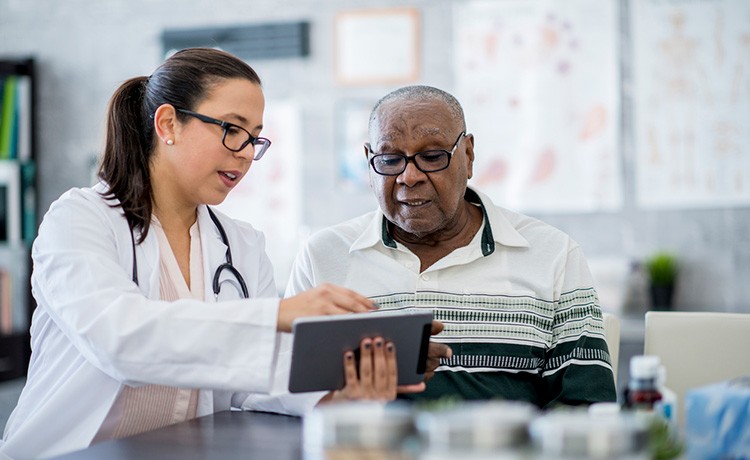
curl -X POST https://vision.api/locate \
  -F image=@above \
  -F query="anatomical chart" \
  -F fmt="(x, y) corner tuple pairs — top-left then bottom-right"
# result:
(454, 0), (621, 213)
(633, 0), (750, 208)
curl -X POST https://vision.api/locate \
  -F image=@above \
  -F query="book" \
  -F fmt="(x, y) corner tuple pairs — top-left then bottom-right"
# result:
(21, 161), (35, 243)
(0, 76), (4, 145)
(0, 76), (17, 159)
(0, 269), (11, 334)
(15, 76), (31, 161)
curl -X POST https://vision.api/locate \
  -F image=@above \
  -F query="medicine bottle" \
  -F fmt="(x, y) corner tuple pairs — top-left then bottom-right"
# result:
(655, 365), (678, 431)
(625, 355), (662, 410)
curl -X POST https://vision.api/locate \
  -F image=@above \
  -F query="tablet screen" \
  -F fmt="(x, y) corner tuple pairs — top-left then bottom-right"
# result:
(288, 309), (433, 393)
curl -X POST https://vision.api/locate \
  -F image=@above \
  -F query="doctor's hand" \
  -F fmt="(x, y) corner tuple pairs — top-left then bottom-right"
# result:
(277, 283), (375, 333)
(424, 320), (452, 382)
(317, 337), (425, 405)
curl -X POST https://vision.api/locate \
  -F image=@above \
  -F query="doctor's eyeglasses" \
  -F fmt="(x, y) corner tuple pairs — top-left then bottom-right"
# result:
(175, 108), (272, 160)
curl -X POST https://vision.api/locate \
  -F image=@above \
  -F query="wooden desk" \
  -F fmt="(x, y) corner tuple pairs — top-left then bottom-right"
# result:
(52, 411), (303, 460)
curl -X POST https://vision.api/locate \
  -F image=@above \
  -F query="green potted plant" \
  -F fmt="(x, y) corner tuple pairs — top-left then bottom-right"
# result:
(645, 252), (678, 311)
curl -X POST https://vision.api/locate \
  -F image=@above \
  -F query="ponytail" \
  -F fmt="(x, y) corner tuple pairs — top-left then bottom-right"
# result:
(98, 76), (153, 242)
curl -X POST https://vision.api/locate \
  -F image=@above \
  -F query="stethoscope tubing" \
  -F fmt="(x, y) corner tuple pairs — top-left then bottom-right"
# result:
(130, 207), (249, 299)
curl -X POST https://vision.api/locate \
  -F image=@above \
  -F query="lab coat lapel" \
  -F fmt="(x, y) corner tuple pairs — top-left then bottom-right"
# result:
(127, 221), (160, 299)
(196, 206), (236, 415)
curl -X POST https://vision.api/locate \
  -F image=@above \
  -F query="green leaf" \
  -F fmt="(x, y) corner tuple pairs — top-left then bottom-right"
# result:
(646, 252), (678, 287)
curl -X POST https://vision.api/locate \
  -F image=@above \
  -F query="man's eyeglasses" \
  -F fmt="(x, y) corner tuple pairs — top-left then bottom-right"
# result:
(366, 132), (466, 176)
(175, 108), (271, 160)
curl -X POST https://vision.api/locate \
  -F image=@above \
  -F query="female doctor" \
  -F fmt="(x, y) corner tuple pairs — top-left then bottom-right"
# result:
(0, 48), (409, 459)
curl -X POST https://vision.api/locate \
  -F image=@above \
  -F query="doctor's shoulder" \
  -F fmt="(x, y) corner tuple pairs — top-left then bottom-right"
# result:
(36, 185), (124, 243)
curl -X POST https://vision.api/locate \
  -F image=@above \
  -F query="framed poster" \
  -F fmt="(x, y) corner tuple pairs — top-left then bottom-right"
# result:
(334, 8), (420, 85)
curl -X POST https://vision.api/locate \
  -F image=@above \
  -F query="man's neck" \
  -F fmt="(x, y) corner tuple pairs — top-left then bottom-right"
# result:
(393, 202), (483, 272)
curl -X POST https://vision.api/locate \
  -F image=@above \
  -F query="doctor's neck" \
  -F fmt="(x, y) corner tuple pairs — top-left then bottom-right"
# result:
(152, 203), (198, 232)
(150, 185), (198, 233)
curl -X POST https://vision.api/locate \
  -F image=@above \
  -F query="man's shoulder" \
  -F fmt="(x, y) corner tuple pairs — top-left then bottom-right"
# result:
(306, 211), (379, 247)
(471, 188), (561, 235)
(484, 202), (578, 253)
(485, 199), (575, 247)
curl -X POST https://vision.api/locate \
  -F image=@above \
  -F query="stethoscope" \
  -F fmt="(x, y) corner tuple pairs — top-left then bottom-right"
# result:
(130, 207), (249, 299)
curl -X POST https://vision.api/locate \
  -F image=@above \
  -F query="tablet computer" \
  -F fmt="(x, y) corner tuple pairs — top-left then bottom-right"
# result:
(288, 309), (433, 393)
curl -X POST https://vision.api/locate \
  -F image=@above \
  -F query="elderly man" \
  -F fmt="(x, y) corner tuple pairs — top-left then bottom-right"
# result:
(287, 85), (616, 408)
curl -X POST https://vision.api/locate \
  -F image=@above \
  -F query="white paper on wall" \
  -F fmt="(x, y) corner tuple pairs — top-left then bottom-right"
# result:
(336, 99), (374, 192)
(633, 0), (750, 208)
(454, 0), (622, 213)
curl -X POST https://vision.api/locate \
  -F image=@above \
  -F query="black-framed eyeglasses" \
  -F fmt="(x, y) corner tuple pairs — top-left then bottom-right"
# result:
(366, 131), (466, 176)
(175, 108), (271, 160)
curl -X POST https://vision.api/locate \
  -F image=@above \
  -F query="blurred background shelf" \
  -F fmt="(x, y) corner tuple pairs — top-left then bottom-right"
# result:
(0, 57), (38, 383)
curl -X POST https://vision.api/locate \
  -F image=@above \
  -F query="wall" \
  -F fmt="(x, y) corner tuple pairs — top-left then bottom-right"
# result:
(0, 0), (748, 312)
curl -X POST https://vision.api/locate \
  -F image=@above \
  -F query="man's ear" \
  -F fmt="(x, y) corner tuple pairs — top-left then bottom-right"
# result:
(464, 133), (475, 179)
(364, 144), (376, 190)
(363, 143), (371, 161)
(153, 104), (178, 145)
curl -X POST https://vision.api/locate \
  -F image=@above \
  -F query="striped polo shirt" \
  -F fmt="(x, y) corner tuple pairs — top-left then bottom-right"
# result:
(286, 187), (616, 408)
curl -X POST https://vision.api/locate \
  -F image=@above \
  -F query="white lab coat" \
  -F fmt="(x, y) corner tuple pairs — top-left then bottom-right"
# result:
(0, 183), (296, 459)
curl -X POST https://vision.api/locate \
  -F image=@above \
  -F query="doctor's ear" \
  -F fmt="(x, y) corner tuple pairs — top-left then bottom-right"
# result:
(153, 104), (178, 146)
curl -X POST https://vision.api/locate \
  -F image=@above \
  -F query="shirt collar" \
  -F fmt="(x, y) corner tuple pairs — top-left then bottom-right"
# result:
(350, 186), (529, 255)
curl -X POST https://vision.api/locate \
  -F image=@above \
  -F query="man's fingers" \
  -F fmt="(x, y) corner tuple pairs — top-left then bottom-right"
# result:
(397, 382), (426, 394)
(424, 342), (452, 381)
(428, 342), (452, 360)
(430, 320), (444, 335)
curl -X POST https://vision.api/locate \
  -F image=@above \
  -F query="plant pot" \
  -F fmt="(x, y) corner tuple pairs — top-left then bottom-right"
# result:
(649, 285), (674, 311)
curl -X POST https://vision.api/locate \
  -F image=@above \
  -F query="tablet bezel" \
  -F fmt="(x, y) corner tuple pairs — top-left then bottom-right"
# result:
(288, 309), (433, 393)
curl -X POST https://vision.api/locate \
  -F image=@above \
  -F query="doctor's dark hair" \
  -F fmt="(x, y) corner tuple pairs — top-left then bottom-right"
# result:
(97, 47), (261, 243)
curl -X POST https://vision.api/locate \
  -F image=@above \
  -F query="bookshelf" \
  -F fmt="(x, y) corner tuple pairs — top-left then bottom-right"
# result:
(0, 57), (36, 382)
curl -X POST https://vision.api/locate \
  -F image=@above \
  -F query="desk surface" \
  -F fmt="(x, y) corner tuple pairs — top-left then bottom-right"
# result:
(53, 411), (303, 460)
(50, 406), (687, 459)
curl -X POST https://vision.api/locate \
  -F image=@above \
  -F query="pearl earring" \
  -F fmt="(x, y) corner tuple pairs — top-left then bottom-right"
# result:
(166, 139), (174, 145)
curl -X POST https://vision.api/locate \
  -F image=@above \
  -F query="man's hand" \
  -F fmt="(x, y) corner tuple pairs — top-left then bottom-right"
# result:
(425, 320), (452, 381)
